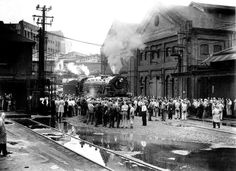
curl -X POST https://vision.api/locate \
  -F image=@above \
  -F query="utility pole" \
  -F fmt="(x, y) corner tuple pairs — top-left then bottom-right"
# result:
(33, 5), (54, 97)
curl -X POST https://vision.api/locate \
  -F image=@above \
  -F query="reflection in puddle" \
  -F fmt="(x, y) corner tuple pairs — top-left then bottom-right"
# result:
(171, 150), (190, 155)
(14, 118), (236, 171)
(64, 138), (106, 166)
(8, 141), (18, 145)
(13, 118), (158, 171)
(5, 121), (14, 125)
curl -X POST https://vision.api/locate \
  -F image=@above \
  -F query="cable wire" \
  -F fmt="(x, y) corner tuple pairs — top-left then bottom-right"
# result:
(46, 32), (102, 46)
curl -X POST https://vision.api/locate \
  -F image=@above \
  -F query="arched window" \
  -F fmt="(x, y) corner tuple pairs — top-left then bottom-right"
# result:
(200, 44), (209, 55)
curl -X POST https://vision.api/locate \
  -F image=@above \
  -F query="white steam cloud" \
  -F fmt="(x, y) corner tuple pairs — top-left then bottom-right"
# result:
(102, 21), (145, 74)
(66, 63), (90, 76)
(54, 59), (65, 72)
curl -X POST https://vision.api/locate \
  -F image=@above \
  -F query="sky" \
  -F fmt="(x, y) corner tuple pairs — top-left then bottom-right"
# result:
(0, 0), (235, 55)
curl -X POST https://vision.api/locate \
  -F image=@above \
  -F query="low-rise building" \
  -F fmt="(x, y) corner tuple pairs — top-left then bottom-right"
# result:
(0, 22), (35, 111)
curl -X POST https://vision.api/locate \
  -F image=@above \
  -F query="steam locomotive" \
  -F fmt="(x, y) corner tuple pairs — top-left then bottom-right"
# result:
(63, 75), (129, 97)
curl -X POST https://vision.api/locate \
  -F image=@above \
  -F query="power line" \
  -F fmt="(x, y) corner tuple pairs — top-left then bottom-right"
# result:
(46, 32), (102, 47)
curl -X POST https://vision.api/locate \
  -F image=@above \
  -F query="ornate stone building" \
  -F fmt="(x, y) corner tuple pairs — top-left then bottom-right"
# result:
(133, 2), (235, 98)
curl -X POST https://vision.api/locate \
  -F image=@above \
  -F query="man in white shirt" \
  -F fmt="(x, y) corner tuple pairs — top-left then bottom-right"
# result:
(212, 105), (221, 128)
(121, 101), (129, 128)
(141, 102), (147, 126)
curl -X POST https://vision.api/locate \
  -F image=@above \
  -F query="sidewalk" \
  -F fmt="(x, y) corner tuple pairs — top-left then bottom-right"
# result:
(1, 119), (110, 171)
(188, 116), (236, 127)
(1, 110), (31, 118)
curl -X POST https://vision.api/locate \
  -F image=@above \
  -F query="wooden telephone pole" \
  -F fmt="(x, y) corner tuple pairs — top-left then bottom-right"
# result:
(33, 5), (54, 97)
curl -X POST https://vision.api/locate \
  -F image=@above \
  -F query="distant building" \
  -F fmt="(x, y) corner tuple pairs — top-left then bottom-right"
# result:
(58, 52), (102, 78)
(5, 20), (66, 74)
(46, 30), (66, 60)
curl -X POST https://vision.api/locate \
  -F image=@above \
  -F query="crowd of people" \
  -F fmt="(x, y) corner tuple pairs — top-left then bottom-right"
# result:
(0, 93), (15, 112)
(1, 94), (235, 158)
(42, 95), (236, 129)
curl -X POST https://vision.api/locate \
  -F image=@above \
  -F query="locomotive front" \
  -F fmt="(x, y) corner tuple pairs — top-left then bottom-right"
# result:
(80, 75), (128, 97)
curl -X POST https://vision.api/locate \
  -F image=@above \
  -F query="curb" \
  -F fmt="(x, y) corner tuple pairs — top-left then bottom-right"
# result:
(188, 117), (236, 128)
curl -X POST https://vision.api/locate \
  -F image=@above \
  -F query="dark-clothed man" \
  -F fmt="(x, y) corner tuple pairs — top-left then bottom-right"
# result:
(141, 102), (147, 126)
(168, 100), (175, 120)
(87, 100), (94, 125)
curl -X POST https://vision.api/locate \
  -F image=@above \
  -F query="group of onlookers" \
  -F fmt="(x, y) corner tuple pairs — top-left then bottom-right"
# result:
(45, 95), (236, 129)
(52, 96), (136, 128)
(0, 94), (15, 112)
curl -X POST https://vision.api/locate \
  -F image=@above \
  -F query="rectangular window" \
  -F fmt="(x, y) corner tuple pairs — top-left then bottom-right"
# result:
(165, 47), (172, 57)
(139, 52), (143, 61)
(144, 47), (148, 61)
(200, 44), (209, 55)
(213, 45), (222, 53)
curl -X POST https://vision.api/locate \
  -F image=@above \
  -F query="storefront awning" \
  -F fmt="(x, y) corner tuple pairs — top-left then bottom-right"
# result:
(203, 46), (236, 63)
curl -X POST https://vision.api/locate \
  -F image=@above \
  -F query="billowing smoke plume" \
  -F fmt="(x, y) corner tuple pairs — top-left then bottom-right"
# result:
(79, 64), (90, 76)
(102, 21), (144, 74)
(66, 63), (90, 76)
(54, 59), (65, 72)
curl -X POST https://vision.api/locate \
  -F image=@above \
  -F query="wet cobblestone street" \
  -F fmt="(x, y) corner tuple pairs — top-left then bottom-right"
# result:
(65, 116), (236, 145)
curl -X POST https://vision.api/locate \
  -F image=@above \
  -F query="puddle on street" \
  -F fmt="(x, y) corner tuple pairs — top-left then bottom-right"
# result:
(13, 118), (157, 171)
(5, 121), (14, 125)
(13, 118), (236, 171)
